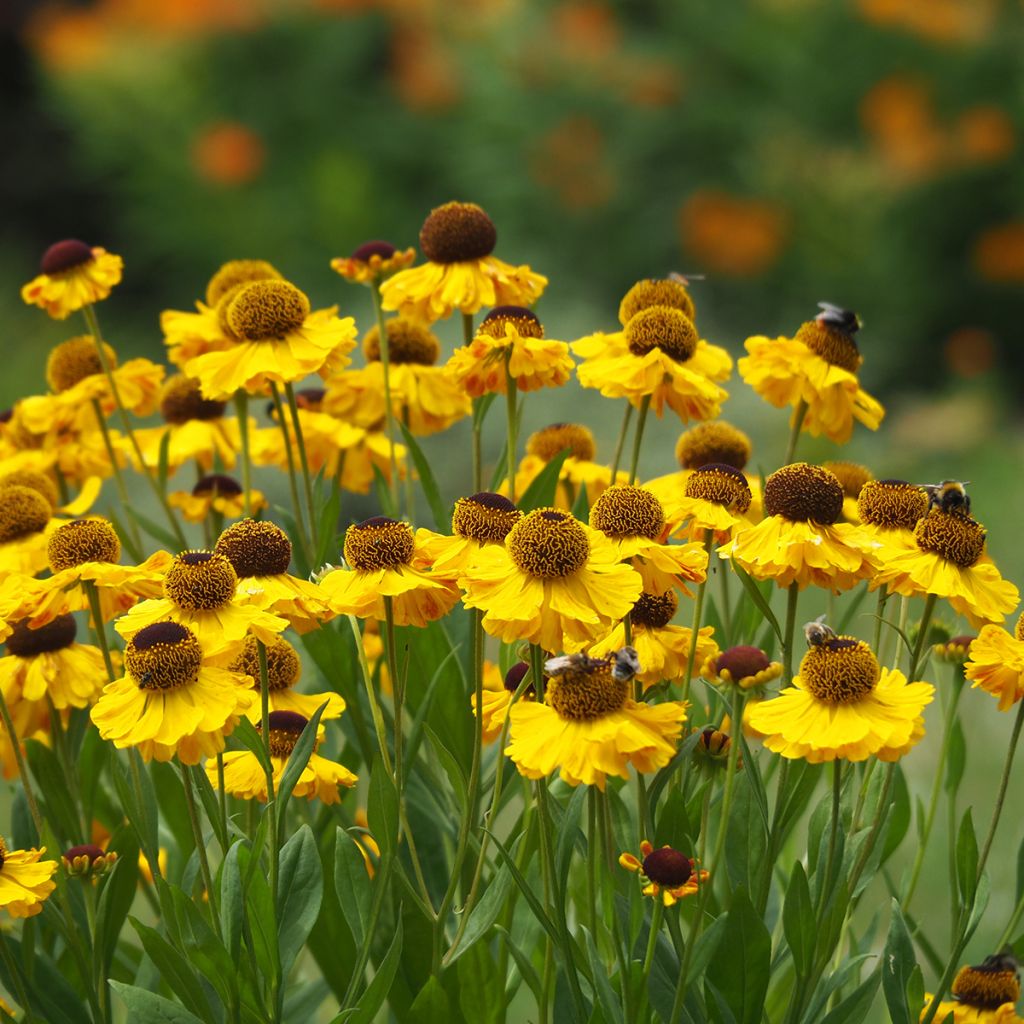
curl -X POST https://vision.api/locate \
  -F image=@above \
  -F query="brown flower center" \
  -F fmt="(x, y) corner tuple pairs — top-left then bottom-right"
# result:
(351, 240), (397, 261)
(915, 510), (986, 568)
(205, 259), (281, 307)
(631, 590), (677, 629)
(822, 461), (872, 499)
(715, 645), (771, 683)
(619, 278), (695, 326)
(624, 305), (697, 362)
(48, 518), (120, 571)
(160, 375), (227, 424)
(507, 509), (589, 579)
(503, 661), (531, 694)
(800, 638), (879, 704)
(40, 240), (94, 274)
(684, 464), (752, 512)
(547, 662), (629, 720)
(857, 479), (928, 530)
(125, 622), (203, 691)
(260, 710), (309, 758)
(6, 614), (77, 656)
(226, 280), (310, 341)
(451, 493), (521, 543)
(526, 423), (596, 463)
(675, 421), (751, 471)
(590, 485), (665, 539)
(232, 635), (301, 691)
(363, 318), (440, 365)
(344, 517), (415, 571)
(46, 336), (118, 393)
(163, 551), (238, 610)
(763, 463), (844, 524)
(641, 847), (695, 887)
(0, 469), (59, 510)
(216, 518), (292, 577)
(478, 306), (544, 340)
(0, 485), (51, 543)
(192, 474), (243, 499)
(795, 320), (862, 372)
(419, 201), (497, 263)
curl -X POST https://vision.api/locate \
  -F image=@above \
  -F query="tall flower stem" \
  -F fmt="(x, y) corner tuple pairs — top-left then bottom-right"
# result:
(627, 395), (652, 485)
(84, 580), (117, 682)
(871, 585), (888, 654)
(233, 392), (253, 517)
(269, 384), (311, 563)
(369, 284), (400, 512)
(283, 382), (319, 552)
(609, 403), (634, 481)
(679, 529), (714, 707)
(89, 397), (143, 559)
(256, 641), (280, 907)
(784, 399), (808, 465)
(82, 303), (188, 549)
(818, 760), (843, 914)
(504, 353), (519, 503)
(781, 582), (801, 684)
(178, 762), (221, 926)
(906, 593), (936, 682)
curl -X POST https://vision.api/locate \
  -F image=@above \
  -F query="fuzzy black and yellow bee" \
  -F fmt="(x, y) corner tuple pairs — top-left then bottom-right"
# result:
(803, 615), (837, 647)
(544, 647), (642, 683)
(921, 480), (971, 516)
(815, 302), (862, 336)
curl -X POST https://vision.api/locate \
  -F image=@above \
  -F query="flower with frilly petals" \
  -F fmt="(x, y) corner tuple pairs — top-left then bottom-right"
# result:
(331, 240), (415, 285)
(965, 617), (1024, 711)
(619, 840), (708, 906)
(0, 837), (57, 917)
(169, 475), (266, 524)
(920, 954), (1024, 1023)
(21, 240), (122, 319)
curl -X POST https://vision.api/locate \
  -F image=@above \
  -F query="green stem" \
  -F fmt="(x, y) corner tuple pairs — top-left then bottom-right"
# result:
(627, 395), (652, 486)
(871, 585), (888, 655)
(637, 899), (665, 1020)
(84, 581), (117, 682)
(504, 352), (519, 504)
(680, 530), (714, 707)
(818, 761), (842, 914)
(178, 762), (221, 928)
(975, 696), (1024, 884)
(257, 641), (280, 906)
(232, 392), (253, 518)
(269, 383), (311, 562)
(906, 593), (937, 682)
(784, 398), (808, 465)
(340, 850), (395, 1009)
(89, 397), (143, 559)
(370, 284), (400, 512)
(782, 582), (801, 685)
(284, 382), (319, 552)
(718, 553), (733, 644)
(609, 403), (634, 481)
(0, 918), (39, 1024)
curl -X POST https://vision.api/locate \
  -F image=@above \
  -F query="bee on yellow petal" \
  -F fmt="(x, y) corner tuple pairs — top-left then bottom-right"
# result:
(921, 954), (1023, 1024)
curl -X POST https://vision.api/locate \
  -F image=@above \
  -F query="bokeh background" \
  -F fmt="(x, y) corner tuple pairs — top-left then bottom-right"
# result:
(4, 0), (1024, 982)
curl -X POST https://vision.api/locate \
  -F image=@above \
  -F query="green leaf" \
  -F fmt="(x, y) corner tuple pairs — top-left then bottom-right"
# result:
(836, 583), (869, 635)
(277, 825), (324, 977)
(456, 942), (504, 1024)
(219, 840), (244, 961)
(112, 752), (160, 873)
(408, 975), (450, 1022)
(730, 565), (782, 642)
(276, 700), (329, 828)
(156, 429), (172, 492)
(24, 739), (81, 843)
(423, 724), (468, 813)
(334, 827), (373, 949)
(129, 919), (217, 1023)
(109, 982), (206, 1024)
(819, 969), (881, 1024)
(367, 755), (399, 859)
(571, 483), (589, 521)
(881, 900), (918, 1024)
(371, 464), (399, 519)
(518, 450), (571, 513)
(95, 848), (140, 975)
(880, 765), (911, 863)
(126, 506), (180, 550)
(554, 785), (588, 890)
(0, 935), (90, 1024)
(189, 764), (227, 851)
(231, 718), (272, 776)
(955, 807), (979, 907)
(446, 859), (514, 965)
(398, 422), (448, 532)
(333, 920), (403, 1024)
(582, 927), (624, 1024)
(484, 829), (559, 946)
(783, 862), (815, 978)
(944, 718), (966, 795)
(705, 888), (770, 1024)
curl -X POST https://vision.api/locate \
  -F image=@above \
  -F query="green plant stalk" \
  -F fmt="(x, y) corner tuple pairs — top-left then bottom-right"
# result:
(599, 789), (634, 1022)
(284, 381), (319, 551)
(46, 694), (88, 839)
(718, 552), (733, 642)
(504, 352), (519, 503)
(818, 760), (843, 915)
(256, 641), (280, 906)
(82, 303), (188, 550)
(680, 530), (714, 707)
(781, 582), (800, 684)
(84, 581), (117, 682)
(627, 395), (652, 485)
(233, 391), (253, 517)
(609, 402), (634, 481)
(339, 850), (396, 1010)
(0, 917), (39, 1024)
(178, 762), (221, 927)
(370, 283), (401, 511)
(89, 397), (143, 559)
(784, 398), (809, 465)
(871, 584), (888, 655)
(906, 593), (937, 682)
(636, 898), (665, 1020)
(269, 383), (311, 562)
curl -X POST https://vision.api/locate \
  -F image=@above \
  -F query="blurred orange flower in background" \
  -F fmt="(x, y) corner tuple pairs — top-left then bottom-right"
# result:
(678, 190), (788, 276)
(531, 116), (617, 211)
(192, 122), (266, 186)
(856, 0), (997, 44)
(954, 106), (1015, 164)
(972, 223), (1024, 283)
(550, 2), (620, 63)
(390, 25), (462, 109)
(944, 328), (996, 379)
(859, 76), (945, 180)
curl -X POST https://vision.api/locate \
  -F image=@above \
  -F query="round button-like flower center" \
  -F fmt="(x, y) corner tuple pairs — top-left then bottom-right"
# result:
(40, 239), (94, 274)
(507, 509), (589, 579)
(0, 835), (7, 869)
(822, 461), (872, 499)
(6, 614), (77, 657)
(232, 635), (301, 691)
(48, 518), (120, 571)
(857, 479), (929, 530)
(0, 470), (59, 510)
(526, 423), (596, 463)
(205, 259), (281, 307)
(590, 485), (665, 539)
(716, 645), (771, 683)
(160, 375), (227, 424)
(675, 421), (751, 471)
(363, 318), (440, 365)
(763, 463), (844, 525)
(684, 464), (752, 512)
(226, 280), (310, 341)
(163, 551), (238, 610)
(193, 474), (243, 499)
(631, 590), (678, 629)
(547, 662), (629, 720)
(294, 388), (325, 411)
(216, 518), (291, 577)
(795, 320), (862, 372)
(344, 517), (415, 571)
(478, 306), (544, 340)
(260, 710), (309, 758)
(0, 485), (51, 543)
(1016, 613), (1024, 642)
(452, 492), (521, 543)
(915, 510), (985, 568)
(625, 305), (698, 362)
(503, 661), (531, 694)
(351, 240), (397, 261)
(619, 278), (695, 326)
(641, 846), (695, 887)
(63, 844), (106, 865)
(419, 201), (497, 263)
(46, 336), (117, 393)
(125, 622), (203, 691)
(800, 638), (880, 704)
(951, 962), (1021, 1009)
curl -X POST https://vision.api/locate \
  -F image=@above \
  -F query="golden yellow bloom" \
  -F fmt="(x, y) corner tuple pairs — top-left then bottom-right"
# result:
(574, 306), (730, 421)
(460, 508), (643, 653)
(749, 636), (933, 762)
(506, 655), (687, 788)
(823, 460), (873, 523)
(21, 240), (122, 319)
(618, 277), (697, 325)
(169, 475), (266, 524)
(415, 492), (522, 579)
(0, 484), (67, 577)
(921, 955), (1024, 1023)
(738, 307), (884, 443)
(185, 280), (356, 399)
(702, 644), (783, 691)
(856, 478), (930, 560)
(331, 240), (415, 284)
(590, 591), (719, 689)
(618, 840), (708, 906)
(319, 518), (460, 627)
(657, 464), (757, 541)
(379, 201), (547, 321)
(208, 711), (357, 802)
(447, 307), (574, 396)
(719, 464), (877, 591)
(0, 837), (57, 917)
(92, 620), (257, 763)
(0, 464), (99, 518)
(0, 615), (111, 710)
(965, 620), (1024, 711)
(475, 661), (530, 744)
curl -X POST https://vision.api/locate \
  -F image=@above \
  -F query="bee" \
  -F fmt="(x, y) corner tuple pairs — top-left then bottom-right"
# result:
(668, 271), (706, 287)
(971, 952), (1019, 976)
(815, 302), (862, 336)
(803, 615), (837, 647)
(920, 480), (971, 516)
(544, 647), (642, 683)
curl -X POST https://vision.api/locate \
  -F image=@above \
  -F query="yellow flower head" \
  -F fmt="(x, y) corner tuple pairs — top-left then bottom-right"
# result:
(460, 508), (643, 652)
(447, 307), (574, 396)
(475, 661), (533, 744)
(703, 644), (783, 692)
(379, 201), (547, 321)
(921, 954), (1024, 1023)
(416, 492), (522, 580)
(0, 836), (57, 917)
(965, 619), (1024, 711)
(749, 635), (934, 762)
(169, 474), (266, 523)
(505, 652), (687, 788)
(659, 463), (756, 540)
(618, 840), (708, 906)
(618, 277), (696, 326)
(675, 420), (752, 472)
(0, 484), (66, 577)
(21, 240), (123, 319)
(331, 240), (416, 285)
(319, 517), (460, 627)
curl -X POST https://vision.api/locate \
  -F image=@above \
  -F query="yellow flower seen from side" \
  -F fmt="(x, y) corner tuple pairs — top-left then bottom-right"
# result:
(475, 661), (531, 744)
(415, 492), (522, 580)
(21, 239), (122, 319)
(657, 464), (758, 542)
(0, 485), (68, 578)
(0, 837), (57, 917)
(331, 240), (416, 285)
(965, 618), (1024, 711)
(702, 644), (783, 692)
(169, 475), (266, 524)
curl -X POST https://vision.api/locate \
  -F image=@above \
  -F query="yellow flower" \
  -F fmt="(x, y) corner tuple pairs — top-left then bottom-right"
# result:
(965, 618), (1024, 711)
(618, 840), (708, 906)
(737, 305), (884, 443)
(823, 460), (873, 523)
(505, 655), (687, 788)
(657, 464), (758, 542)
(379, 201), (547, 321)
(184, 280), (356, 400)
(114, 550), (288, 655)
(415, 492), (522, 580)
(460, 508), (643, 653)
(574, 306), (730, 421)
(475, 661), (530, 744)
(319, 518), (460, 627)
(719, 464), (877, 592)
(0, 614), (111, 710)
(0, 485), (68, 578)
(748, 636), (933, 762)
(856, 478), (930, 563)
(331, 240), (416, 285)
(169, 475), (266, 524)
(0, 464), (99, 519)
(447, 307), (574, 396)
(590, 591), (719, 689)
(21, 240), (122, 319)
(702, 644), (783, 692)
(208, 711), (357, 802)
(618, 277), (697, 326)
(0, 837), (57, 917)
(921, 955), (1024, 1023)
(92, 620), (257, 764)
